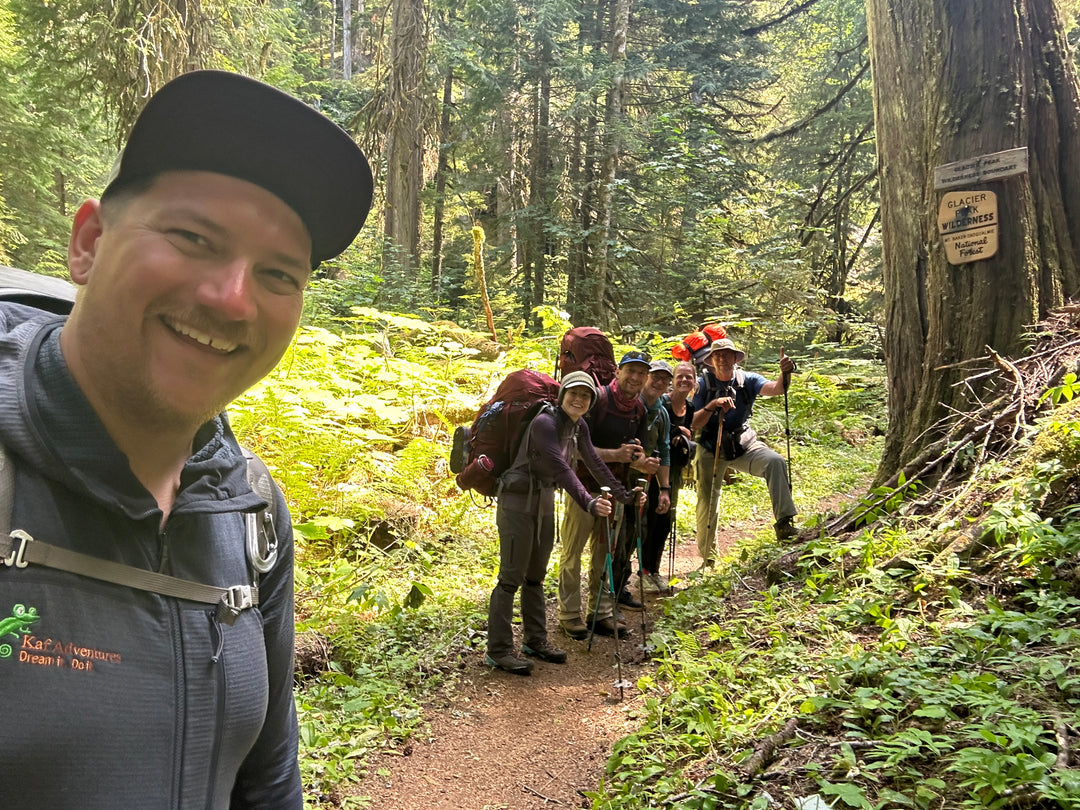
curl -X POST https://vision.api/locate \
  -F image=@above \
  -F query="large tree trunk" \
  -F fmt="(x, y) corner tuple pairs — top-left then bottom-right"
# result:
(566, 6), (599, 326)
(523, 33), (553, 329)
(382, 0), (426, 277)
(495, 42), (520, 306)
(594, 0), (629, 328)
(868, 0), (1080, 479)
(343, 0), (352, 79)
(431, 67), (453, 300)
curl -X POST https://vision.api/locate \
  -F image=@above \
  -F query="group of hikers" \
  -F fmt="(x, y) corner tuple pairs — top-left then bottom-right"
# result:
(476, 336), (800, 675)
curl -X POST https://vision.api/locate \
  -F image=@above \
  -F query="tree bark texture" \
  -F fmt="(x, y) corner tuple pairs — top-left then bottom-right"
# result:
(868, 0), (1080, 477)
(524, 33), (554, 327)
(343, 0), (352, 79)
(431, 68), (454, 299)
(594, 0), (629, 328)
(383, 0), (426, 276)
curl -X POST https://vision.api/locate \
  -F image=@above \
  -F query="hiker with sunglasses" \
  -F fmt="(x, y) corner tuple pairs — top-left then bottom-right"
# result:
(485, 371), (639, 675)
(639, 360), (696, 593)
(692, 339), (798, 567)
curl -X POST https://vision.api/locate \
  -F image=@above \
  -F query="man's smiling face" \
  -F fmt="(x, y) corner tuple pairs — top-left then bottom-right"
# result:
(63, 170), (313, 432)
(710, 349), (737, 381)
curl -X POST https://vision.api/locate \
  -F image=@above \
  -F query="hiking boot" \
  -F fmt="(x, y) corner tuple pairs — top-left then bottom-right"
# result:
(522, 641), (568, 664)
(449, 426), (469, 474)
(639, 572), (660, 594)
(560, 618), (589, 640)
(649, 573), (670, 594)
(617, 588), (644, 610)
(589, 616), (633, 639)
(485, 651), (533, 675)
(775, 517), (798, 541)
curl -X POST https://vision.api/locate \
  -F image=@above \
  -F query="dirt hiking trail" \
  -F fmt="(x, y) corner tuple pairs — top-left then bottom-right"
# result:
(351, 526), (739, 810)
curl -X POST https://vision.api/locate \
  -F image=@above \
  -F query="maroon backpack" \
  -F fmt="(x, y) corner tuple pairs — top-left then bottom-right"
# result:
(452, 369), (562, 497)
(557, 326), (617, 386)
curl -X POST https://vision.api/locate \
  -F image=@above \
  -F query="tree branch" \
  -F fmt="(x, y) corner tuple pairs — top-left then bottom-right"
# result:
(741, 0), (822, 37)
(754, 59), (870, 144)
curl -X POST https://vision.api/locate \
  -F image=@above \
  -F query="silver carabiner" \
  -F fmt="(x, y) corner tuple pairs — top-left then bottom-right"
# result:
(2, 530), (31, 569)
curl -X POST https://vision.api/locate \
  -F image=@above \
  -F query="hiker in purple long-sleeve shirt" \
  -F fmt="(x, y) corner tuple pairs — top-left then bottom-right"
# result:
(485, 371), (637, 675)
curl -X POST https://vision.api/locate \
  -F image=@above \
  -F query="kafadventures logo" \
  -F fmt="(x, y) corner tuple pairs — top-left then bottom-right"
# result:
(0, 603), (39, 657)
(1, 602), (122, 671)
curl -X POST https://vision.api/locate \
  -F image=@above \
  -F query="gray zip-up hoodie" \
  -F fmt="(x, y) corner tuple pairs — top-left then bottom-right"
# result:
(0, 302), (302, 808)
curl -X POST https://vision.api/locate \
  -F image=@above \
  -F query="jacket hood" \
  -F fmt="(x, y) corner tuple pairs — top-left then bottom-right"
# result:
(0, 302), (261, 520)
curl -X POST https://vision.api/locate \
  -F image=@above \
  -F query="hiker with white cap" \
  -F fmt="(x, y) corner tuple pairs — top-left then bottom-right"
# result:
(485, 371), (638, 675)
(0, 70), (372, 807)
(691, 339), (798, 565)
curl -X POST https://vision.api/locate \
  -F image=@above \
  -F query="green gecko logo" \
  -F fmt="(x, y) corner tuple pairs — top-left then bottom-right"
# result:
(0, 603), (40, 658)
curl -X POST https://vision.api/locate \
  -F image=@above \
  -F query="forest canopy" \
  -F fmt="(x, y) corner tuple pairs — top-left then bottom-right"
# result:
(0, 0), (879, 353)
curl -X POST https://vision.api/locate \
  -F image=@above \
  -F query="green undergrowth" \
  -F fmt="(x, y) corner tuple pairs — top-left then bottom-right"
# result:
(589, 395), (1080, 809)
(226, 301), (888, 807)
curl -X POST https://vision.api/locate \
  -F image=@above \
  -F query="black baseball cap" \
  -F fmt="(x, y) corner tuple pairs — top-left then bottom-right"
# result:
(102, 70), (373, 267)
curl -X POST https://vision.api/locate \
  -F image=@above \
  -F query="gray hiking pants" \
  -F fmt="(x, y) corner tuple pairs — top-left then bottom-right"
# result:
(488, 501), (554, 656)
(695, 439), (796, 563)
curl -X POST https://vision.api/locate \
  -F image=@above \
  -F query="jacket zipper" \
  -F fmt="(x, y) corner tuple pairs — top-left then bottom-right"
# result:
(161, 522), (186, 809)
(206, 609), (226, 810)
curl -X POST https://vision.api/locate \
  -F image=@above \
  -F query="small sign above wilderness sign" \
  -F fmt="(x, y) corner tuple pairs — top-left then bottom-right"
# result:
(937, 190), (998, 265)
(933, 147), (1028, 190)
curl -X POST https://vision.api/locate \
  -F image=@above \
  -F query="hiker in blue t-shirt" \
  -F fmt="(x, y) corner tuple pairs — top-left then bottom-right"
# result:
(691, 338), (798, 566)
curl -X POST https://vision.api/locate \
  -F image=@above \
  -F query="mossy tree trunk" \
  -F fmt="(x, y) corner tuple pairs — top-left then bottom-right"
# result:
(383, 0), (426, 278)
(868, 0), (1080, 478)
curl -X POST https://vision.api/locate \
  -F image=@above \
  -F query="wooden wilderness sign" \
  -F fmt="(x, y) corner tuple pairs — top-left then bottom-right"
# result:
(933, 147), (1028, 190)
(937, 190), (999, 265)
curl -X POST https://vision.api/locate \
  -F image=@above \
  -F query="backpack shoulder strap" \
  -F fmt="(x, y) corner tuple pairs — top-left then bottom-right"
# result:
(591, 384), (610, 426)
(0, 444), (277, 626)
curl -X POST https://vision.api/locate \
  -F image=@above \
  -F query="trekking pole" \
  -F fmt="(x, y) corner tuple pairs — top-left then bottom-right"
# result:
(782, 348), (793, 493)
(704, 419), (724, 567)
(587, 488), (615, 652)
(607, 529), (629, 700)
(634, 478), (652, 653)
(666, 492), (677, 590)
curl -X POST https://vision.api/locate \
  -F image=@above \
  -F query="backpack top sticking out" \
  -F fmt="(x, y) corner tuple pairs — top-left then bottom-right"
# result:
(671, 323), (727, 367)
(557, 326), (617, 386)
(453, 369), (562, 497)
(0, 264), (77, 314)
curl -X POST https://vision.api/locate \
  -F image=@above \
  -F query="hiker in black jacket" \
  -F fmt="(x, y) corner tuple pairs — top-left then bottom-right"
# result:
(486, 372), (636, 675)
(0, 71), (372, 808)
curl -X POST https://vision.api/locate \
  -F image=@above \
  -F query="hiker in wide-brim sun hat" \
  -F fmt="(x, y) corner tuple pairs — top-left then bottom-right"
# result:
(708, 337), (745, 364)
(559, 370), (599, 410)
